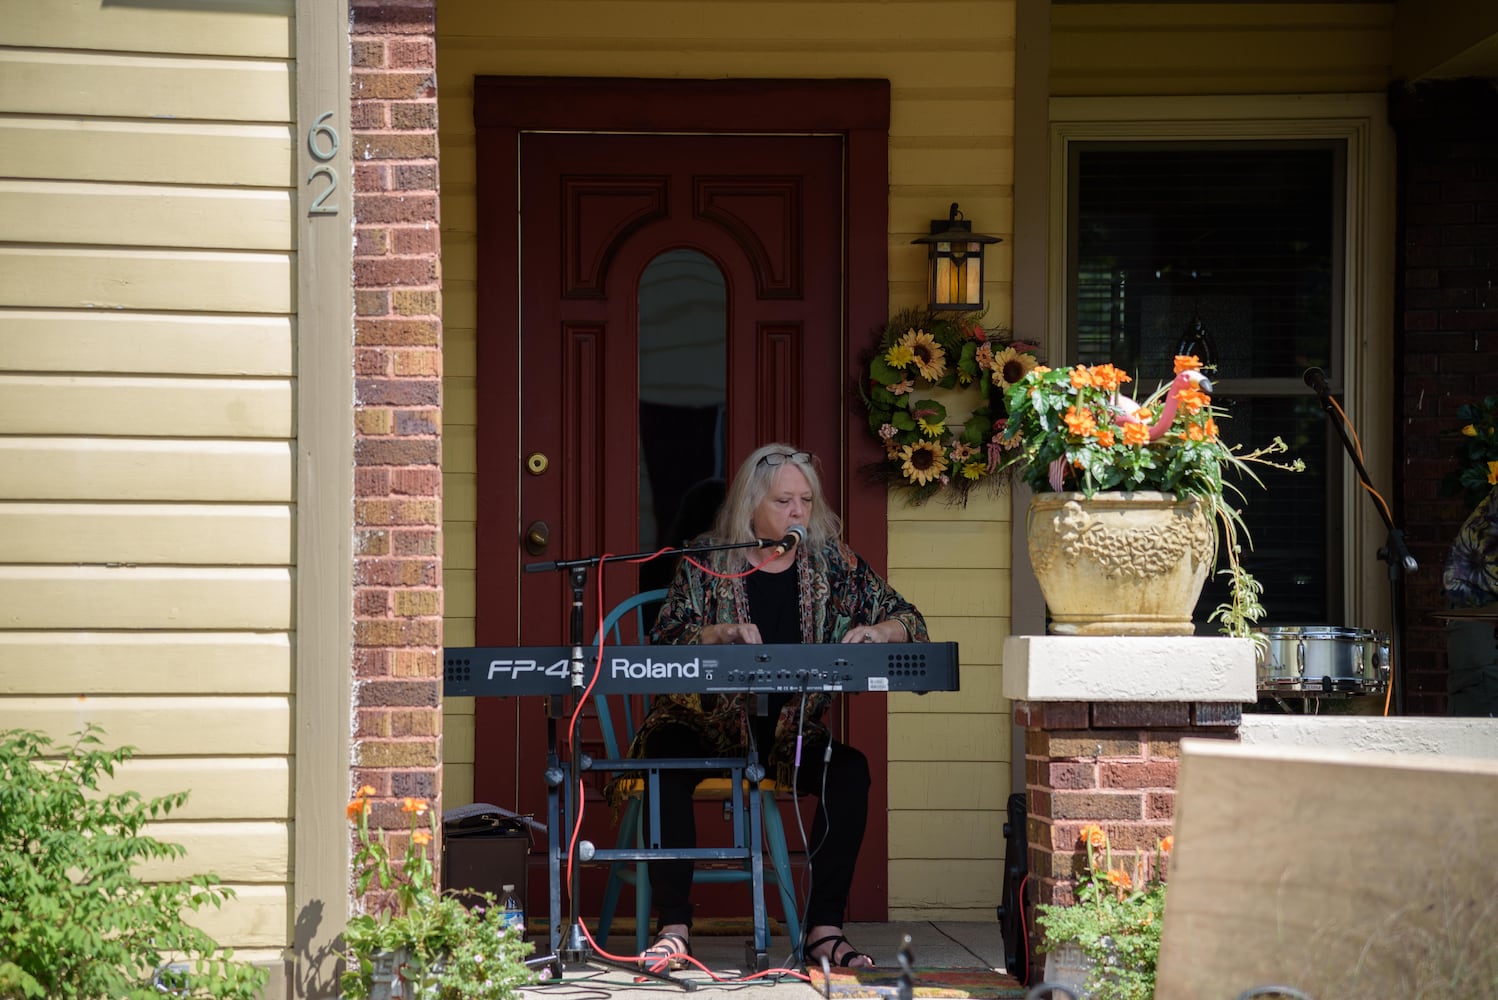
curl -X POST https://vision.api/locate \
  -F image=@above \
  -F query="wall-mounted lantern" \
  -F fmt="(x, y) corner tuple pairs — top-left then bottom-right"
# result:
(911, 203), (1000, 312)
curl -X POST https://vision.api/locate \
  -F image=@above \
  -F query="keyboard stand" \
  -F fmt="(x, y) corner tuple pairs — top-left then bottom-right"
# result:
(533, 699), (776, 983)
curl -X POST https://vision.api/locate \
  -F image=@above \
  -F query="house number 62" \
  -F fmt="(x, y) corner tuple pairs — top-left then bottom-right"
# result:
(307, 111), (340, 216)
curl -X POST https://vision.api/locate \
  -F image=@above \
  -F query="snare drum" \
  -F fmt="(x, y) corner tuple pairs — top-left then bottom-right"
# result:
(1254, 626), (1390, 694)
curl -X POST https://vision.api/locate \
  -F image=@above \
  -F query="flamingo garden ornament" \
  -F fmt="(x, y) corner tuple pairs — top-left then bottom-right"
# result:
(1113, 369), (1214, 441)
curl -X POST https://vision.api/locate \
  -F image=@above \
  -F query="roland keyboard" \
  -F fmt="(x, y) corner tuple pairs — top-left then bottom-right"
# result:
(443, 642), (959, 696)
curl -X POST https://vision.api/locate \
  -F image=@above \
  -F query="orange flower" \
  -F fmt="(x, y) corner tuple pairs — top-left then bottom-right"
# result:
(401, 797), (429, 816)
(357, 784), (376, 797)
(1106, 868), (1134, 890)
(1174, 354), (1202, 374)
(1159, 835), (1174, 855)
(1079, 823), (1107, 848)
(1204, 417), (1219, 439)
(1069, 365), (1095, 389)
(1095, 429), (1116, 448)
(411, 829), (433, 846)
(346, 795), (371, 820)
(1186, 423), (1205, 442)
(1122, 421), (1150, 446)
(1063, 405), (1097, 436)
(1176, 386), (1210, 415)
(1090, 364), (1131, 394)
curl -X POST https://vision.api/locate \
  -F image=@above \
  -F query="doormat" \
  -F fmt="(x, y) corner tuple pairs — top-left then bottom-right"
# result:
(807, 966), (1028, 999)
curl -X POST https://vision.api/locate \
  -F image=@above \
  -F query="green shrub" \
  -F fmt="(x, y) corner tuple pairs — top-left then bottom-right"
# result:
(0, 725), (269, 999)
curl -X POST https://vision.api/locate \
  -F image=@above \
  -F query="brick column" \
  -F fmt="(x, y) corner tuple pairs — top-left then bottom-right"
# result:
(349, 0), (444, 858)
(1003, 636), (1255, 977)
(1388, 78), (1498, 715)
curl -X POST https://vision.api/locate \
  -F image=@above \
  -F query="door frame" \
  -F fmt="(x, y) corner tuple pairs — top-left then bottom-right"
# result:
(472, 76), (894, 917)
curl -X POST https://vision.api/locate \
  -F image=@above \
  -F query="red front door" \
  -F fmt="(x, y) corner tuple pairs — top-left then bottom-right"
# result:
(472, 77), (894, 922)
(514, 131), (843, 651)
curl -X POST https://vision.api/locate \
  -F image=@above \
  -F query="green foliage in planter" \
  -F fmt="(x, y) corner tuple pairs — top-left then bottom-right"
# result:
(0, 725), (268, 1000)
(1036, 825), (1169, 1000)
(341, 787), (534, 1000)
(1443, 395), (1498, 508)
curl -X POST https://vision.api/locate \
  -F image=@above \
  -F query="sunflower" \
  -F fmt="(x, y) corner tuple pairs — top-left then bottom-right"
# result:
(899, 328), (947, 381)
(884, 342), (916, 369)
(990, 346), (1037, 388)
(898, 440), (949, 486)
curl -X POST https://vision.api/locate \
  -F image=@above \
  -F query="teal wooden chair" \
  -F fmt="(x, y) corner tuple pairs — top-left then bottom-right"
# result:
(587, 589), (802, 962)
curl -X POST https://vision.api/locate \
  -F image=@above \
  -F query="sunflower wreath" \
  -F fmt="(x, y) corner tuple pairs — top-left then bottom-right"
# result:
(859, 305), (1042, 503)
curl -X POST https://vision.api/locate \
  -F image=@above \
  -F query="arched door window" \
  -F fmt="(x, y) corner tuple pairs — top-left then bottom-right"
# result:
(637, 249), (728, 572)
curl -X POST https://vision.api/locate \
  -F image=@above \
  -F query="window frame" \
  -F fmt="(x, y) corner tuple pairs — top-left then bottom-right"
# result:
(1044, 94), (1396, 634)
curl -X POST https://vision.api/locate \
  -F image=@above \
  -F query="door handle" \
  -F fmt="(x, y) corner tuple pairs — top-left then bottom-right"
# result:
(524, 520), (550, 556)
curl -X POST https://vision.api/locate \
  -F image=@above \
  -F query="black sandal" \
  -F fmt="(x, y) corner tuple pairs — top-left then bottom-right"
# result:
(805, 932), (874, 969)
(641, 931), (692, 971)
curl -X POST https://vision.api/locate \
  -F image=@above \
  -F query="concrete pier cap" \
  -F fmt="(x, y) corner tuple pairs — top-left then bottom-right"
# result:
(1002, 634), (1258, 704)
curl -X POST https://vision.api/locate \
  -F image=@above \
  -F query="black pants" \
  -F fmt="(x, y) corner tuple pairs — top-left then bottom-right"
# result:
(639, 720), (870, 932)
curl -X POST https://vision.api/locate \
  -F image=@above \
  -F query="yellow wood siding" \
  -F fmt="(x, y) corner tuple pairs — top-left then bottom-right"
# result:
(0, 312), (293, 375)
(1052, 3), (1394, 96)
(0, 0), (297, 963)
(437, 0), (1017, 919)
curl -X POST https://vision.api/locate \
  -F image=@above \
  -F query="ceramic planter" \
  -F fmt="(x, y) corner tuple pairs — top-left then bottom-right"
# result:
(1027, 491), (1214, 636)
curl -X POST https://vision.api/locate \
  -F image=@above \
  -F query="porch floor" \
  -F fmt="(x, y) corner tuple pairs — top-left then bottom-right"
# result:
(520, 920), (1010, 999)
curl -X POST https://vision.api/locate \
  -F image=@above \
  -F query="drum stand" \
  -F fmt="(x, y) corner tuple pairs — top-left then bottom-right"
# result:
(1307, 369), (1417, 714)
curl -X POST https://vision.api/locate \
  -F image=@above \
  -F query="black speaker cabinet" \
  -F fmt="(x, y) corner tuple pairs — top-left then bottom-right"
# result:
(442, 812), (531, 916)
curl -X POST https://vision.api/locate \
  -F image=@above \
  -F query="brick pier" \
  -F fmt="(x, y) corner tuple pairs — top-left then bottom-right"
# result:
(1003, 635), (1256, 976)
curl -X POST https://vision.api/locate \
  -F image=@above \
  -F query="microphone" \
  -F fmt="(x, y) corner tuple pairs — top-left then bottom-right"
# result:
(763, 524), (805, 557)
(1303, 367), (1331, 396)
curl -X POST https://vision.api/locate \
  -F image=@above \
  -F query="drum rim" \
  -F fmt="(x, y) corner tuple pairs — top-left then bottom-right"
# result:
(1252, 625), (1386, 639)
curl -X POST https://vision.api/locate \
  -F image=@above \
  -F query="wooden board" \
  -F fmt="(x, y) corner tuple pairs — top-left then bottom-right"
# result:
(1157, 739), (1498, 998)
(0, 631), (291, 696)
(0, 439), (293, 502)
(0, 311), (292, 376)
(0, 120), (293, 188)
(0, 503), (291, 565)
(0, 376), (293, 438)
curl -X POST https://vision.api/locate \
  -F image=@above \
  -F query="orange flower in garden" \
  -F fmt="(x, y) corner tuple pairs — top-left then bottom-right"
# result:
(1204, 417), (1219, 439)
(401, 797), (429, 815)
(411, 829), (433, 846)
(346, 784), (377, 820)
(1063, 406), (1097, 436)
(1174, 354), (1202, 374)
(1122, 421), (1150, 446)
(1106, 868), (1134, 890)
(1069, 365), (1095, 389)
(1079, 823), (1107, 848)
(1095, 428), (1116, 448)
(1160, 835), (1174, 855)
(1186, 423), (1205, 442)
(1176, 385), (1211, 415)
(1090, 363), (1131, 394)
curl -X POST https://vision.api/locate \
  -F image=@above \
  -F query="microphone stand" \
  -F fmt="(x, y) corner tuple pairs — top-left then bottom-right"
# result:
(518, 534), (790, 986)
(1306, 371), (1416, 713)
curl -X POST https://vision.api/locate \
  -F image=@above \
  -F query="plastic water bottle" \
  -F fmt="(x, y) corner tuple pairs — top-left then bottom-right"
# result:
(500, 883), (524, 935)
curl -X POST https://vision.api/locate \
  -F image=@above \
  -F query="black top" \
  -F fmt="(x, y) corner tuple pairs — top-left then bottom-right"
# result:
(744, 564), (800, 643)
(744, 565), (802, 750)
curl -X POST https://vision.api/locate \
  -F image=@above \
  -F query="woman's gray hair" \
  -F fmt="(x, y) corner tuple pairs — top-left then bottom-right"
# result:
(709, 443), (842, 570)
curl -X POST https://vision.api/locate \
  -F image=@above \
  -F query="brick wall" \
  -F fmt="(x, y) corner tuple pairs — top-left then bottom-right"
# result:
(1015, 699), (1240, 976)
(1390, 78), (1498, 715)
(349, 0), (444, 850)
